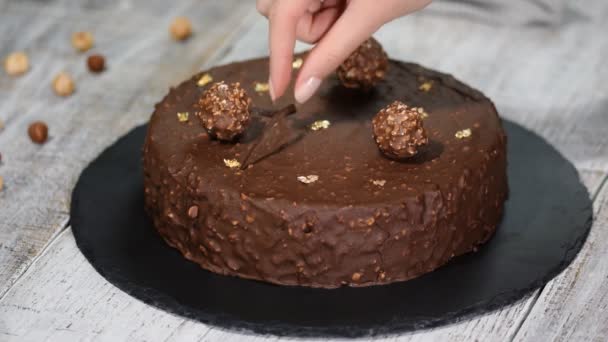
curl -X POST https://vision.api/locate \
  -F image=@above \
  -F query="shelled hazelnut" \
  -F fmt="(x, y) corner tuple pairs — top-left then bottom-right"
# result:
(87, 54), (105, 73)
(170, 17), (192, 41)
(28, 121), (48, 144)
(4, 52), (29, 76)
(52, 72), (75, 97)
(71, 31), (94, 52)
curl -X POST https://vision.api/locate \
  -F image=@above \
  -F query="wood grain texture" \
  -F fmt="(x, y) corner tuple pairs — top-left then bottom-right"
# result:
(0, 171), (603, 342)
(0, 0), (253, 298)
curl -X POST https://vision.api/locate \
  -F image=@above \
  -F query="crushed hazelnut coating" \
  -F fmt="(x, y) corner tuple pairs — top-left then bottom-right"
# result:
(455, 128), (472, 139)
(197, 73), (213, 87)
(223, 159), (241, 169)
(4, 52), (29, 76)
(197, 81), (251, 141)
(71, 31), (94, 52)
(170, 17), (192, 41)
(337, 37), (388, 89)
(177, 112), (189, 122)
(292, 58), (303, 69)
(372, 101), (428, 159)
(297, 175), (319, 184)
(419, 81), (433, 92)
(52, 72), (75, 97)
(254, 82), (270, 92)
(310, 120), (330, 131)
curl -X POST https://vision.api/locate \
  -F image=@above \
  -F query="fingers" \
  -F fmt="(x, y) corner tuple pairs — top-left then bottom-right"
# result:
(295, 6), (342, 44)
(294, 0), (431, 103)
(268, 0), (312, 101)
(294, 1), (382, 103)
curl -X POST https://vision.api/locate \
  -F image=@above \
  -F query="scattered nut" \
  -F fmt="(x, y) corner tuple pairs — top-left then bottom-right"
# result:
(0, 175), (4, 192)
(337, 37), (388, 89)
(197, 73), (213, 87)
(170, 17), (192, 41)
(52, 72), (75, 97)
(197, 82), (251, 141)
(352, 272), (362, 281)
(87, 54), (105, 73)
(223, 158), (241, 169)
(310, 120), (330, 131)
(254, 82), (270, 93)
(0, 118), (5, 131)
(71, 31), (94, 52)
(4, 52), (29, 76)
(372, 101), (428, 159)
(455, 128), (472, 139)
(297, 175), (319, 184)
(292, 57), (303, 69)
(28, 121), (48, 144)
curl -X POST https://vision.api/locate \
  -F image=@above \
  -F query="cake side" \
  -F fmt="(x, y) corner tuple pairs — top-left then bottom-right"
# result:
(143, 58), (508, 288)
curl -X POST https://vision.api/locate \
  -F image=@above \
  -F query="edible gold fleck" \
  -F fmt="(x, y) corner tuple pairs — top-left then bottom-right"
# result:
(310, 120), (330, 131)
(419, 81), (433, 92)
(223, 158), (241, 169)
(297, 175), (319, 184)
(455, 128), (472, 139)
(292, 58), (303, 69)
(177, 112), (189, 122)
(254, 82), (270, 92)
(371, 179), (386, 187)
(197, 73), (213, 87)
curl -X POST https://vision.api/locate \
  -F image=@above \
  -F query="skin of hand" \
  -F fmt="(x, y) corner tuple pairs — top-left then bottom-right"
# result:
(257, 0), (432, 103)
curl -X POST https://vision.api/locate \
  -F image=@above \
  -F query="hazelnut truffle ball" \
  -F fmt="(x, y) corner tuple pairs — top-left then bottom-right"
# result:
(337, 37), (388, 89)
(372, 101), (428, 159)
(197, 81), (251, 141)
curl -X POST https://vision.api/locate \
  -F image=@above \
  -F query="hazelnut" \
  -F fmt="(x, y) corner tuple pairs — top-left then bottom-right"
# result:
(197, 82), (251, 141)
(170, 17), (192, 41)
(52, 72), (75, 97)
(337, 37), (388, 89)
(0, 175), (4, 192)
(4, 52), (30, 76)
(372, 101), (428, 159)
(71, 31), (94, 52)
(87, 54), (105, 73)
(28, 121), (48, 144)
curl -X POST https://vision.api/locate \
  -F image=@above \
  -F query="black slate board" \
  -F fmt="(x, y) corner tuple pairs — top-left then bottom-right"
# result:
(70, 120), (593, 338)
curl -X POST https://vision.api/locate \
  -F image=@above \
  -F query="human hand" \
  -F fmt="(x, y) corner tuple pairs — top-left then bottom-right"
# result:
(256, 0), (432, 103)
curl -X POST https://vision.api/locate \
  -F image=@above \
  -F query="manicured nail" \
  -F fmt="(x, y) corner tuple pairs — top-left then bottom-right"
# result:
(268, 77), (276, 102)
(294, 77), (321, 104)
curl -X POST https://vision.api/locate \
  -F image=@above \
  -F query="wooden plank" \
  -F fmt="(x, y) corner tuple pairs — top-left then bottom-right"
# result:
(0, 171), (602, 342)
(512, 175), (608, 341)
(0, 0), (253, 298)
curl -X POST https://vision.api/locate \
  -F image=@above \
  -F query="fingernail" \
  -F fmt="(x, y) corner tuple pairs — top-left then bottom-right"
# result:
(295, 77), (321, 104)
(268, 77), (276, 102)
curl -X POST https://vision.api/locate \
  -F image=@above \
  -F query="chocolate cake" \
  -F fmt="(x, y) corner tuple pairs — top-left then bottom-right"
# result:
(143, 53), (508, 288)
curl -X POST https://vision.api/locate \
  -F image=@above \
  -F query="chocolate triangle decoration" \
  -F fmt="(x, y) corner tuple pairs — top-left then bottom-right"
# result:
(239, 104), (303, 169)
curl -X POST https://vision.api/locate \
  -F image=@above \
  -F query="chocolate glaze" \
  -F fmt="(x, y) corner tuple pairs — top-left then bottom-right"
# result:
(143, 57), (508, 288)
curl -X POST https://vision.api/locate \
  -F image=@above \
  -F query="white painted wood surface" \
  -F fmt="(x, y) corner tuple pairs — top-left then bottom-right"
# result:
(0, 0), (607, 341)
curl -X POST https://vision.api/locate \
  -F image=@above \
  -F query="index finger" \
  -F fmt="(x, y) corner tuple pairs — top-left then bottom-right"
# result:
(268, 0), (312, 101)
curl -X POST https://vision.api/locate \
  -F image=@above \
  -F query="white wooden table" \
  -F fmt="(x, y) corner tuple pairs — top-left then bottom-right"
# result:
(0, 1), (607, 341)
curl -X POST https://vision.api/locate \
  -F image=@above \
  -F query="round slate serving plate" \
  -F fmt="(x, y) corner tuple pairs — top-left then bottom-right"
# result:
(71, 120), (592, 338)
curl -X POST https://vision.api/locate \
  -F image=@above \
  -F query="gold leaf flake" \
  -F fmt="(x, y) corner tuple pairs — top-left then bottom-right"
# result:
(254, 82), (270, 92)
(371, 179), (386, 187)
(310, 120), (330, 131)
(197, 73), (213, 87)
(419, 81), (433, 92)
(297, 175), (319, 184)
(223, 158), (241, 169)
(177, 112), (189, 122)
(292, 58), (303, 69)
(455, 128), (472, 139)
(415, 107), (429, 119)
